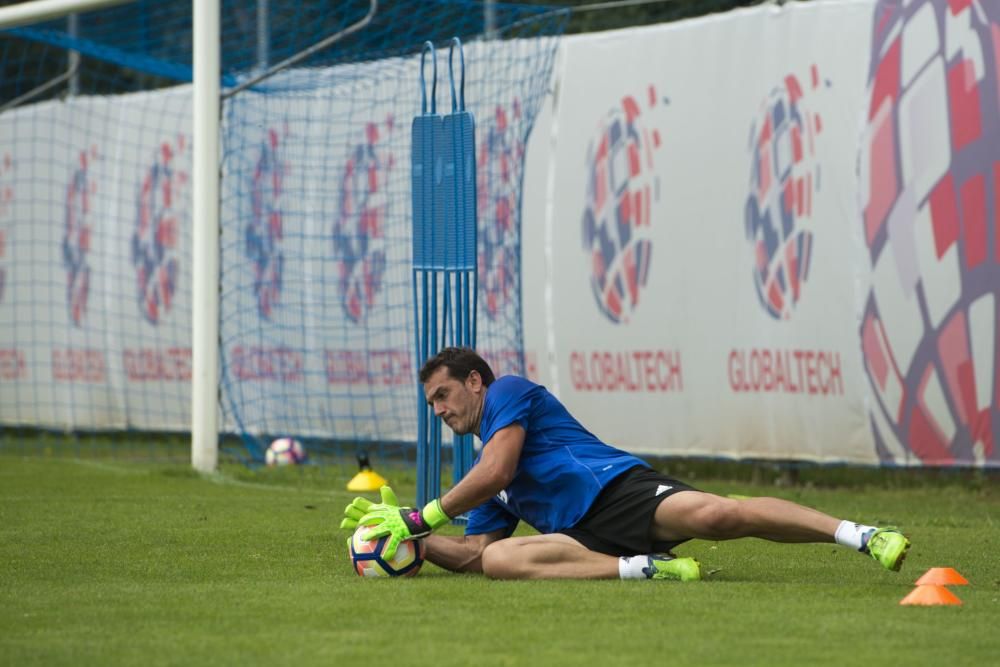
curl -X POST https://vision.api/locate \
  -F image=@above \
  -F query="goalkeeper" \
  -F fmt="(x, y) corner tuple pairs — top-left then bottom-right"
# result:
(341, 347), (911, 581)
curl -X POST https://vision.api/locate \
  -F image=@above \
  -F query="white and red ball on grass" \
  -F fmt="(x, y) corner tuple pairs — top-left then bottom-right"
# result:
(265, 437), (307, 466)
(350, 528), (426, 577)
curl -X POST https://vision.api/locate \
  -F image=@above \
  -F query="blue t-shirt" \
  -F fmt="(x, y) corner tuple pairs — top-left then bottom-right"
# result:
(465, 375), (647, 536)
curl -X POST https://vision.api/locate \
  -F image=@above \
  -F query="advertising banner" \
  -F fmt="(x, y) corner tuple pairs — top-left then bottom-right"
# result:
(0, 89), (193, 430)
(522, 0), (1000, 466)
(3, 0), (996, 466)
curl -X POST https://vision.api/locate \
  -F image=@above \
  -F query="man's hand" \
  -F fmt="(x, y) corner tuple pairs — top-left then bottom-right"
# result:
(340, 485), (450, 560)
(357, 502), (432, 560)
(340, 485), (401, 533)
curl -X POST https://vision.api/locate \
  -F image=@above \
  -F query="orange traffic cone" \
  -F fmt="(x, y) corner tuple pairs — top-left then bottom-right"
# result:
(900, 566), (968, 606)
(899, 584), (962, 606)
(914, 567), (969, 586)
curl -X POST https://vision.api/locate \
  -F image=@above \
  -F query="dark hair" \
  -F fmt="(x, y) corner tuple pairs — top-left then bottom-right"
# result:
(418, 347), (496, 386)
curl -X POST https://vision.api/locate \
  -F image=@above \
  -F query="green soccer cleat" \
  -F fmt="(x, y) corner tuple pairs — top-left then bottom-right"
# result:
(642, 555), (701, 581)
(863, 527), (911, 572)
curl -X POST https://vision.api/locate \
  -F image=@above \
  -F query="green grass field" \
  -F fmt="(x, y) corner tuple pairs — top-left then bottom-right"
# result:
(2, 454), (998, 666)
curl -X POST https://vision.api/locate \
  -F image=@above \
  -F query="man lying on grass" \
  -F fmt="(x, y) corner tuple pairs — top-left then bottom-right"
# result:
(341, 347), (910, 581)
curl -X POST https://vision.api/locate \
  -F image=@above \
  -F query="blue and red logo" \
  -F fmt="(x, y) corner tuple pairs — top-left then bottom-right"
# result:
(581, 87), (663, 324)
(859, 0), (1000, 466)
(745, 67), (825, 320)
(332, 118), (393, 323)
(0, 152), (13, 305)
(477, 102), (524, 320)
(132, 137), (187, 324)
(63, 147), (98, 326)
(245, 126), (288, 320)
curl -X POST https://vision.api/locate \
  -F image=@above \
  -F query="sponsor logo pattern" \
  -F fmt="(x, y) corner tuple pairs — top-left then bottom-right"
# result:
(582, 87), (664, 324)
(63, 147), (98, 326)
(332, 119), (393, 323)
(478, 102), (524, 320)
(0, 152), (13, 305)
(132, 137), (187, 324)
(859, 0), (1000, 465)
(745, 68), (826, 319)
(246, 126), (288, 320)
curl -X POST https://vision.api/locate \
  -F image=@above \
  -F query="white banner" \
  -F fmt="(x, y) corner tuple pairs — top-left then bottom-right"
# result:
(0, 89), (194, 430)
(2, 0), (996, 466)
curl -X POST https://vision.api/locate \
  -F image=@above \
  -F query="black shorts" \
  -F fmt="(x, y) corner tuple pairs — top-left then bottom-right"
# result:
(558, 465), (697, 556)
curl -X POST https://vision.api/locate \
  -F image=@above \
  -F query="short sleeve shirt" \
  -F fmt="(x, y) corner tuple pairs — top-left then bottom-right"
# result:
(465, 376), (647, 536)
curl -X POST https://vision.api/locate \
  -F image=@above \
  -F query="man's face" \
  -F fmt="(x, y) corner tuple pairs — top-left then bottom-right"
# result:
(422, 365), (485, 436)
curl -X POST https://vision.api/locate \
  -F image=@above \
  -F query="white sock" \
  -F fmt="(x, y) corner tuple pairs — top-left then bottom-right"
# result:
(835, 520), (877, 552)
(619, 555), (651, 580)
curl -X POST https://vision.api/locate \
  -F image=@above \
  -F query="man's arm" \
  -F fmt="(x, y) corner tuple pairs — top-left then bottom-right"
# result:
(424, 529), (507, 573)
(438, 423), (525, 519)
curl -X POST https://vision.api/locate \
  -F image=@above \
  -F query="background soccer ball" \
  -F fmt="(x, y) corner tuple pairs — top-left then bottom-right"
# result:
(350, 529), (425, 577)
(265, 437), (307, 466)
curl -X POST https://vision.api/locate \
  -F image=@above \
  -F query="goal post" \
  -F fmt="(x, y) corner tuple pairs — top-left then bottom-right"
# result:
(191, 0), (221, 472)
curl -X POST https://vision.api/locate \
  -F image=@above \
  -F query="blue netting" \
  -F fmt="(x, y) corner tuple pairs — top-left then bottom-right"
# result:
(218, 3), (566, 463)
(6, 0), (562, 83)
(0, 0), (566, 466)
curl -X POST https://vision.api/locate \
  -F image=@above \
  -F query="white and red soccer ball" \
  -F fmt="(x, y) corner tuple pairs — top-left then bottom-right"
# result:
(350, 529), (425, 577)
(265, 437), (307, 466)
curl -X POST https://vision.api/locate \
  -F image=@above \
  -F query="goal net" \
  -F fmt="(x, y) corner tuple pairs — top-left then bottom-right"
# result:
(0, 0), (566, 462)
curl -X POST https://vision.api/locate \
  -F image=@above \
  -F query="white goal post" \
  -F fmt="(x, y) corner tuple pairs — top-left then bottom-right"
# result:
(0, 0), (222, 472)
(0, 0), (133, 29)
(191, 0), (221, 473)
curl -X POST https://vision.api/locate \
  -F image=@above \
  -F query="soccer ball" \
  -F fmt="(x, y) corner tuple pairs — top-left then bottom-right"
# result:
(350, 529), (425, 577)
(265, 437), (307, 466)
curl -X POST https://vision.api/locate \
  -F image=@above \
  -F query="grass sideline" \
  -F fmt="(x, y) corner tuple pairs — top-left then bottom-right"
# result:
(4, 427), (999, 490)
(1, 454), (998, 666)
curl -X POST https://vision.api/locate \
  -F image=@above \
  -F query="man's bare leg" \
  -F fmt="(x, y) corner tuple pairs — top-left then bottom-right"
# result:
(651, 490), (912, 571)
(652, 490), (840, 543)
(480, 534), (620, 580)
(478, 533), (699, 581)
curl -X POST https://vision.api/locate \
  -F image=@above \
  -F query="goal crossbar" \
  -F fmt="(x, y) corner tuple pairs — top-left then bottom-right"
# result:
(0, 0), (135, 30)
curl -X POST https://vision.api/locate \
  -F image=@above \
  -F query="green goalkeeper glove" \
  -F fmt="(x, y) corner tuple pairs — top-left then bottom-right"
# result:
(339, 485), (450, 560)
(340, 485), (401, 532)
